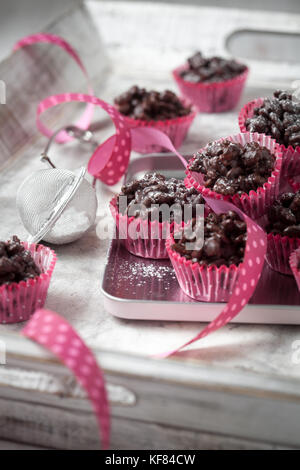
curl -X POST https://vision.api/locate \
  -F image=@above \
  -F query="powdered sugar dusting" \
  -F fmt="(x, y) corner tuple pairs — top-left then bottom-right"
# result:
(105, 253), (177, 298)
(129, 262), (175, 280)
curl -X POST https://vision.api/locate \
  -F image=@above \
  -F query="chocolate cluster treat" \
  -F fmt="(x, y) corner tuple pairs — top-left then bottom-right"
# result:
(189, 140), (275, 196)
(180, 51), (246, 83)
(266, 191), (300, 238)
(114, 86), (191, 121)
(172, 211), (246, 267)
(118, 173), (204, 222)
(0, 236), (41, 286)
(245, 90), (300, 148)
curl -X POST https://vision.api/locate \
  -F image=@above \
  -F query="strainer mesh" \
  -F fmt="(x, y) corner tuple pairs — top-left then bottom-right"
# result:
(17, 168), (97, 244)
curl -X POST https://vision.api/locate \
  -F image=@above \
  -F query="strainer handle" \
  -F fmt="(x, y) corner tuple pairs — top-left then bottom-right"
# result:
(42, 125), (98, 164)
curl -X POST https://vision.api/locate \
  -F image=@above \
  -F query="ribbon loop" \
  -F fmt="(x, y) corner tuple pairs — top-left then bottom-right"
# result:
(37, 93), (132, 185)
(14, 33), (94, 143)
(15, 32), (269, 360)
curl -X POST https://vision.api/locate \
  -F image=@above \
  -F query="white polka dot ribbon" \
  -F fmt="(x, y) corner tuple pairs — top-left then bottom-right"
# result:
(13, 34), (94, 144)
(22, 309), (110, 449)
(35, 104), (270, 354)
(36, 92), (132, 185)
(158, 198), (267, 358)
(35, 96), (188, 186)
(12, 34), (189, 186)
(127, 128), (268, 358)
(14, 33), (268, 358)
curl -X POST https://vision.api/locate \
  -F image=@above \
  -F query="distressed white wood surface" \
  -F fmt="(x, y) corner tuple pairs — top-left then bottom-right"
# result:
(0, 0), (300, 449)
(0, 440), (47, 450)
(1, 331), (300, 449)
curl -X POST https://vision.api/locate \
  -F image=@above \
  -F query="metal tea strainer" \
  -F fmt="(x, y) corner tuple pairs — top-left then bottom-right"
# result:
(17, 126), (98, 245)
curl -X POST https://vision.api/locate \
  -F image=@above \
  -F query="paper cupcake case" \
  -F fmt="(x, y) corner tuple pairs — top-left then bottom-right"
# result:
(185, 132), (283, 220)
(0, 242), (56, 324)
(166, 235), (241, 302)
(288, 176), (300, 193)
(110, 194), (212, 259)
(121, 104), (196, 154)
(290, 248), (300, 291)
(110, 197), (175, 259)
(265, 232), (300, 275)
(238, 98), (300, 177)
(172, 65), (249, 113)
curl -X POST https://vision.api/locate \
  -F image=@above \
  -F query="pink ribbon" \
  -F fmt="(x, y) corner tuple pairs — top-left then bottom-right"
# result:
(126, 129), (268, 358)
(36, 95), (188, 185)
(22, 309), (110, 449)
(13, 33), (189, 186)
(13, 33), (188, 186)
(37, 93), (132, 185)
(13, 33), (269, 444)
(14, 33), (94, 143)
(157, 200), (267, 357)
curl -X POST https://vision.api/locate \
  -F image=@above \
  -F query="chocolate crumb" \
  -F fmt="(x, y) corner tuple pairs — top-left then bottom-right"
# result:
(189, 140), (275, 196)
(266, 191), (300, 238)
(118, 173), (204, 222)
(0, 236), (41, 286)
(171, 211), (246, 267)
(245, 90), (300, 148)
(180, 51), (246, 83)
(114, 86), (191, 121)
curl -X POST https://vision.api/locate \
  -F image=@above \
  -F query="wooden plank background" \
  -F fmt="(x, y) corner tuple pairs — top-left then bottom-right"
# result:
(0, 0), (300, 449)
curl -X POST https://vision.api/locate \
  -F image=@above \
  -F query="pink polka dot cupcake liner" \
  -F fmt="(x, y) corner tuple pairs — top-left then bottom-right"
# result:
(290, 248), (300, 291)
(120, 104), (196, 154)
(166, 234), (241, 302)
(238, 98), (300, 177)
(172, 65), (248, 113)
(186, 132), (283, 220)
(110, 196), (174, 259)
(0, 242), (56, 324)
(265, 232), (300, 275)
